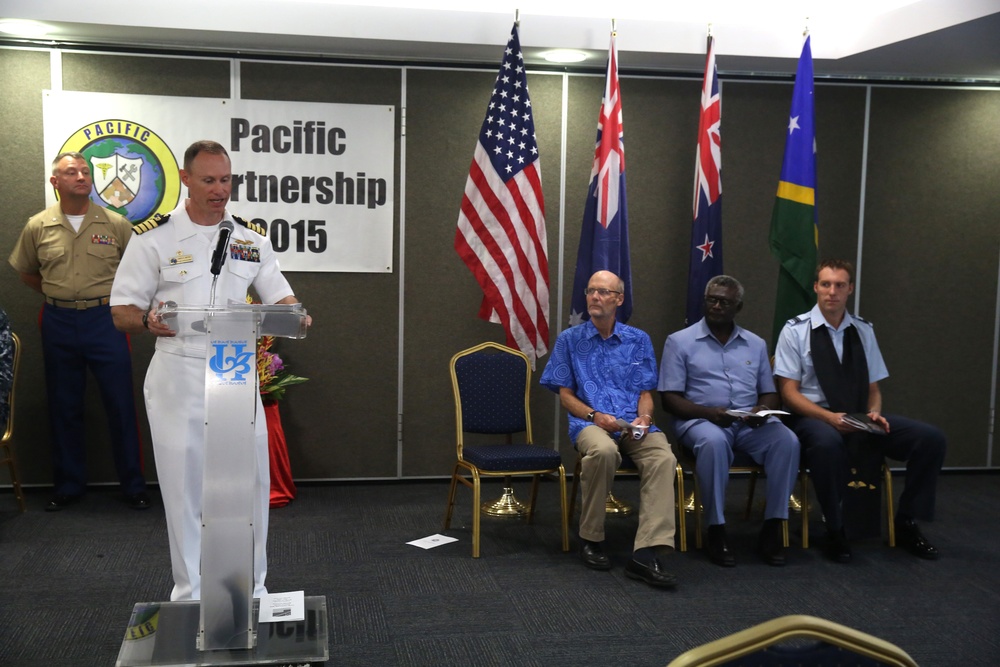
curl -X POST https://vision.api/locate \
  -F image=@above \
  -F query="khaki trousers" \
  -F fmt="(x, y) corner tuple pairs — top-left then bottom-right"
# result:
(576, 426), (677, 551)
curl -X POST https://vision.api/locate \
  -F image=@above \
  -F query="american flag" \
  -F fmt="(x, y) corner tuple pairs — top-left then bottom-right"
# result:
(686, 34), (723, 326)
(455, 23), (549, 365)
(569, 33), (632, 325)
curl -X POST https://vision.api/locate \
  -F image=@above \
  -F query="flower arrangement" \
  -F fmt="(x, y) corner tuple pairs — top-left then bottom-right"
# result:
(257, 334), (309, 401)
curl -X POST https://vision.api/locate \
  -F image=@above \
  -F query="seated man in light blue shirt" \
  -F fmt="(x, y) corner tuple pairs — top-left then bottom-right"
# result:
(659, 275), (799, 567)
(774, 259), (945, 563)
(539, 270), (678, 589)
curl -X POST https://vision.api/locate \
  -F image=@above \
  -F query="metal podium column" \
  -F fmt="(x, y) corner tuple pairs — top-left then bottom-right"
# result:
(199, 310), (259, 651)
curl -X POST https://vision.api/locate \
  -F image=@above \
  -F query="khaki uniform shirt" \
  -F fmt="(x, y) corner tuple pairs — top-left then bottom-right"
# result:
(8, 202), (133, 300)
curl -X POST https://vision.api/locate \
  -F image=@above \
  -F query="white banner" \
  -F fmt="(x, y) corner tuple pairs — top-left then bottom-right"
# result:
(42, 90), (395, 272)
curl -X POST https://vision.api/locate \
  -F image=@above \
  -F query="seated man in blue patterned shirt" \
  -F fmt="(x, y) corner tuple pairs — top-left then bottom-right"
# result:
(540, 270), (678, 589)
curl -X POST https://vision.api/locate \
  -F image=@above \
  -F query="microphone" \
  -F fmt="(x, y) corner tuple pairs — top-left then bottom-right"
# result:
(210, 220), (235, 276)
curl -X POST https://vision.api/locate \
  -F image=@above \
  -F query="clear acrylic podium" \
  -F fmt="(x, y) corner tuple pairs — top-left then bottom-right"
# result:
(117, 302), (328, 666)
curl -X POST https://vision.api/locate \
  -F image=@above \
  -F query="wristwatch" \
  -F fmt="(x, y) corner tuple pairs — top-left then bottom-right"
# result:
(141, 311), (149, 329)
(586, 410), (596, 422)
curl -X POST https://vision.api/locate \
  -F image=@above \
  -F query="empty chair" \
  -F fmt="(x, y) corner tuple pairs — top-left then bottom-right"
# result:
(443, 342), (569, 558)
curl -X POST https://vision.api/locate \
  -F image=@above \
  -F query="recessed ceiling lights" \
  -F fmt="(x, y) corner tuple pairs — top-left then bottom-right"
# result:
(0, 19), (51, 38)
(541, 49), (588, 63)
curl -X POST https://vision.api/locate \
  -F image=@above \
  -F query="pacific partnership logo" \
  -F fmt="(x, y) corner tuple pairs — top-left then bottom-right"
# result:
(58, 119), (181, 224)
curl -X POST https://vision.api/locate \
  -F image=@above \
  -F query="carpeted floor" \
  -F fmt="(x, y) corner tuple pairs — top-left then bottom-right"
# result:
(0, 471), (998, 666)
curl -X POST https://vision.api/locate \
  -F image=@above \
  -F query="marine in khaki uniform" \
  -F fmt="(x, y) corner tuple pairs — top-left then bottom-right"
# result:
(8, 151), (149, 511)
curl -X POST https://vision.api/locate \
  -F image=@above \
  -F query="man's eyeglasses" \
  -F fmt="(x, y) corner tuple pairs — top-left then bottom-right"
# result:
(585, 288), (622, 298)
(704, 295), (737, 308)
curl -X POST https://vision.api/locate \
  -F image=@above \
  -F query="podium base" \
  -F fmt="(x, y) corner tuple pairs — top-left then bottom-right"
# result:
(116, 596), (328, 666)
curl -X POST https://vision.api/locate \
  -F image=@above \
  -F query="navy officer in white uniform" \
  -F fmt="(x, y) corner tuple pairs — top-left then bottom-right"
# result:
(110, 140), (310, 601)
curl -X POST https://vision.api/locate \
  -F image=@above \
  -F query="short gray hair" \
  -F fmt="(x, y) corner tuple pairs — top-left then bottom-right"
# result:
(705, 275), (744, 303)
(51, 152), (87, 175)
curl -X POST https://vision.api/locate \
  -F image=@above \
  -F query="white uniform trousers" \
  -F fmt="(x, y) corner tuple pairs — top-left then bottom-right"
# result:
(144, 350), (270, 601)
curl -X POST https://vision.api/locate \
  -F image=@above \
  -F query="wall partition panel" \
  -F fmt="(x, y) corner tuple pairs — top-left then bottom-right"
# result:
(720, 81), (867, 341)
(401, 68), (565, 476)
(62, 52), (230, 98)
(862, 86), (1000, 467)
(7, 51), (233, 487)
(0, 48), (56, 486)
(612, 77), (701, 355)
(241, 62), (403, 478)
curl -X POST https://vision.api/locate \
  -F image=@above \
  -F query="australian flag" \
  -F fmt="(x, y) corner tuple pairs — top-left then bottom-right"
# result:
(569, 33), (631, 325)
(686, 35), (723, 326)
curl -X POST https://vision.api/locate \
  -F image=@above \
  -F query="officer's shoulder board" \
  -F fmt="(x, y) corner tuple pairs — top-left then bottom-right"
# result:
(132, 213), (170, 235)
(786, 314), (810, 326)
(233, 214), (266, 236)
(853, 314), (873, 327)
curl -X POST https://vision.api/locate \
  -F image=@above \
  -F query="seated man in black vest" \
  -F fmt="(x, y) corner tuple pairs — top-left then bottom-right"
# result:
(773, 259), (946, 563)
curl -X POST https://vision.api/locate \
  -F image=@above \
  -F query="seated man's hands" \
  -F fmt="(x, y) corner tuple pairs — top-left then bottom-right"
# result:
(710, 407), (737, 427)
(593, 411), (620, 433)
(746, 405), (770, 428)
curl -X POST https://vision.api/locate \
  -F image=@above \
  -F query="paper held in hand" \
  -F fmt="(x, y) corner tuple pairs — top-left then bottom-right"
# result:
(841, 413), (888, 434)
(724, 409), (790, 418)
(614, 418), (649, 440)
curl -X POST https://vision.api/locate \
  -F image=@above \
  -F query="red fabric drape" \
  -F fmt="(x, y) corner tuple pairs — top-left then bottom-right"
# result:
(263, 399), (296, 507)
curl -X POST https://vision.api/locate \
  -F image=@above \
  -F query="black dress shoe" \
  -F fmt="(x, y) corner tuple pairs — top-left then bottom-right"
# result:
(45, 494), (80, 512)
(625, 553), (678, 589)
(580, 540), (611, 570)
(824, 527), (852, 563)
(757, 518), (787, 567)
(706, 524), (736, 567)
(895, 518), (939, 560)
(126, 492), (152, 510)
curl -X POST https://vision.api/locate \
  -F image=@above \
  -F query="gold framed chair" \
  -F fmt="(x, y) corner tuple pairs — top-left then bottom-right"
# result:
(667, 614), (918, 667)
(1, 332), (26, 512)
(568, 452), (688, 552)
(678, 446), (809, 550)
(443, 342), (569, 558)
(799, 462), (896, 549)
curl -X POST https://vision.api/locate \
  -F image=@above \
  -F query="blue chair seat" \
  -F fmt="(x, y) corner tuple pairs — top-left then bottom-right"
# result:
(462, 444), (563, 472)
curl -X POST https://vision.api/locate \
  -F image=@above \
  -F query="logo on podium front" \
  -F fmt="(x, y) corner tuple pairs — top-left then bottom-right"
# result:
(209, 340), (255, 384)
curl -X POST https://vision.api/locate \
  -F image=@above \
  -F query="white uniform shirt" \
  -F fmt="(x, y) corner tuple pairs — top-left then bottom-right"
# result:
(773, 304), (889, 408)
(111, 202), (292, 358)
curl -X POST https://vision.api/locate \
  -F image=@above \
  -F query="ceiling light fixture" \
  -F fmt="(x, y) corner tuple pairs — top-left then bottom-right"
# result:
(541, 49), (588, 63)
(0, 19), (51, 38)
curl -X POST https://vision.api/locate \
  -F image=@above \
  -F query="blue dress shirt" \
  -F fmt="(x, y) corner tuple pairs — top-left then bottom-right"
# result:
(539, 320), (660, 443)
(658, 318), (776, 439)
(773, 304), (888, 407)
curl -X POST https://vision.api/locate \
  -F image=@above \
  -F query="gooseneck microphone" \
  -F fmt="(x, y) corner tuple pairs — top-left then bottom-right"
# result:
(210, 220), (235, 276)
(209, 220), (235, 307)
